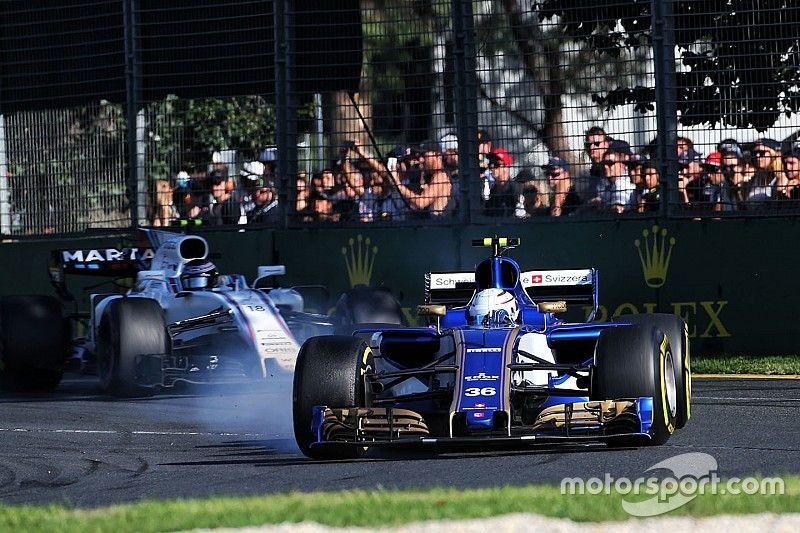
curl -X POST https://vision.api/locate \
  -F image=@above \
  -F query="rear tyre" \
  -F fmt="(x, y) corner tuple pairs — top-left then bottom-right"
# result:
(0, 295), (68, 393)
(592, 324), (677, 446)
(293, 335), (373, 460)
(332, 286), (406, 334)
(97, 298), (167, 398)
(614, 314), (691, 428)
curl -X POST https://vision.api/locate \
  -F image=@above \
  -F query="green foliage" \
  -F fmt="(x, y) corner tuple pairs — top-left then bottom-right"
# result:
(694, 355), (800, 375)
(0, 480), (798, 532)
(537, 0), (800, 131)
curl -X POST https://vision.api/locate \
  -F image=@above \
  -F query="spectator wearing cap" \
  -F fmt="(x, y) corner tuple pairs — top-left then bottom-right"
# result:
(238, 160), (266, 223)
(589, 147), (637, 214)
(541, 157), (581, 217)
(248, 176), (281, 225)
(440, 133), (459, 179)
(359, 169), (407, 222)
(627, 154), (647, 193)
(301, 191), (338, 223)
(677, 148), (704, 207)
(483, 147), (518, 217)
(700, 152), (736, 212)
(172, 170), (202, 221)
(638, 161), (661, 213)
(386, 140), (454, 218)
(717, 138), (743, 159)
(746, 138), (785, 208)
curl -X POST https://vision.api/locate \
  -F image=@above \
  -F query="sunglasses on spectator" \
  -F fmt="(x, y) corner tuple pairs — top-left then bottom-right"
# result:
(602, 160), (618, 167)
(547, 170), (563, 177)
(586, 141), (605, 148)
(754, 150), (772, 157)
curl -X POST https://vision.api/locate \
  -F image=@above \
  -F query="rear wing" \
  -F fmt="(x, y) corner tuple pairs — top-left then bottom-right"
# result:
(425, 268), (599, 318)
(48, 247), (154, 301)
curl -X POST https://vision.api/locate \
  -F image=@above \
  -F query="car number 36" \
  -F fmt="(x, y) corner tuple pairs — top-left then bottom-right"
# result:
(464, 387), (496, 397)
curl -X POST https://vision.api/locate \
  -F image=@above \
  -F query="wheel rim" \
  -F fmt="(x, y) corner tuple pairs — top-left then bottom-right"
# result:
(664, 350), (677, 418)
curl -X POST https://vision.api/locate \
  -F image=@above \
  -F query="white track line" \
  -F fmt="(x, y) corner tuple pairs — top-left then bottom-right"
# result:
(694, 396), (800, 402)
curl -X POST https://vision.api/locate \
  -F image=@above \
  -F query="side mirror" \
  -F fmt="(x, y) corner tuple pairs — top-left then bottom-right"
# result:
(537, 301), (567, 314)
(417, 304), (446, 317)
(257, 265), (286, 278)
(253, 265), (286, 289)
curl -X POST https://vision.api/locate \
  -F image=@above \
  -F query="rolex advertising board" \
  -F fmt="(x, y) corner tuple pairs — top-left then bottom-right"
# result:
(271, 219), (798, 355)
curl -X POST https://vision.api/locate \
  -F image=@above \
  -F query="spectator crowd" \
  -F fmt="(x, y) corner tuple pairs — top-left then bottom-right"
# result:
(147, 127), (800, 228)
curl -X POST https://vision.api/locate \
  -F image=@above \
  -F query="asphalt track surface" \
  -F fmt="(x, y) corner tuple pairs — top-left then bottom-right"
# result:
(0, 376), (798, 507)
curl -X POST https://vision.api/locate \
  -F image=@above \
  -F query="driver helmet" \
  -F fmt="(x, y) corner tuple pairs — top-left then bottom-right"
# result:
(468, 288), (519, 327)
(180, 259), (219, 290)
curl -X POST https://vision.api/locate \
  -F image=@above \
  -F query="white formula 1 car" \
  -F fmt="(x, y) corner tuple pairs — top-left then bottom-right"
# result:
(7, 229), (405, 397)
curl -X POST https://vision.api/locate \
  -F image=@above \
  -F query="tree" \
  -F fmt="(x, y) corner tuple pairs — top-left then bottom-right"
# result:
(537, 0), (800, 132)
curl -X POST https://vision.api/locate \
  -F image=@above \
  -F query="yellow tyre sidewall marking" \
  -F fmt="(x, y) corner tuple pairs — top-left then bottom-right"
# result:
(360, 346), (372, 375)
(659, 334), (675, 434)
(684, 323), (691, 420)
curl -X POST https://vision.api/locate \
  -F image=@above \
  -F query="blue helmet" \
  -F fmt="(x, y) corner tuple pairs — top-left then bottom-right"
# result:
(180, 259), (218, 290)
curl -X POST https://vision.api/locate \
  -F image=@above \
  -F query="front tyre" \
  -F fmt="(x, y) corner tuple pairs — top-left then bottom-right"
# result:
(97, 298), (167, 398)
(614, 313), (690, 429)
(592, 324), (677, 445)
(293, 335), (373, 459)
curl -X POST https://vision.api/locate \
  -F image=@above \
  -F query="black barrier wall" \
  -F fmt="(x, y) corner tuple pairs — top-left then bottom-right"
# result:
(0, 219), (796, 356)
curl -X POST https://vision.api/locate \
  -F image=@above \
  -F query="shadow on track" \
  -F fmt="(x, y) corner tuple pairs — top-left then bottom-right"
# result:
(159, 438), (625, 467)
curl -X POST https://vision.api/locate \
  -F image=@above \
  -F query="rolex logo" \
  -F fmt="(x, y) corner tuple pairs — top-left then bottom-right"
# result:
(634, 225), (676, 288)
(342, 235), (378, 287)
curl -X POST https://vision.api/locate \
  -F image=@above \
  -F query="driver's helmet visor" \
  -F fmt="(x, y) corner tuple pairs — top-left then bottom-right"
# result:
(183, 275), (210, 289)
(473, 309), (515, 327)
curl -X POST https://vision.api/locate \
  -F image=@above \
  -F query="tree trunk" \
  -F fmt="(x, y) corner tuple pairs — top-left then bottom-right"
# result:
(500, 0), (573, 167)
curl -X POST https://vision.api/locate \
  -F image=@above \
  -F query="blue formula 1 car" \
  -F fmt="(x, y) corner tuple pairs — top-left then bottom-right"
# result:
(292, 237), (691, 459)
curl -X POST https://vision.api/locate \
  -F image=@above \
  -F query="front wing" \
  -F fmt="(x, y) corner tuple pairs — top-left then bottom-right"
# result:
(309, 397), (655, 449)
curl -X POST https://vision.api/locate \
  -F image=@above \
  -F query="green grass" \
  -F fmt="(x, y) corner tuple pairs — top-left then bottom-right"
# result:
(1, 478), (798, 532)
(693, 355), (800, 375)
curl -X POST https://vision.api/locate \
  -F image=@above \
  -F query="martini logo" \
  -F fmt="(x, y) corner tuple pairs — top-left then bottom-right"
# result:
(342, 235), (378, 287)
(634, 225), (675, 288)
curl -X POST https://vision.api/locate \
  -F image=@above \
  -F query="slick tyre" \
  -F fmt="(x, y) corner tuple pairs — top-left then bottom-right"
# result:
(97, 298), (167, 398)
(293, 335), (373, 460)
(592, 324), (677, 446)
(333, 286), (406, 334)
(614, 314), (691, 429)
(0, 295), (68, 393)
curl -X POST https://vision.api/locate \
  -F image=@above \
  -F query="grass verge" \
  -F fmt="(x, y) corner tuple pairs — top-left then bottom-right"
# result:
(1, 477), (798, 532)
(693, 355), (800, 376)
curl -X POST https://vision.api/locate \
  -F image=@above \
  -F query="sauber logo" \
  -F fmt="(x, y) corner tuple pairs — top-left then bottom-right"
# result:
(465, 372), (500, 382)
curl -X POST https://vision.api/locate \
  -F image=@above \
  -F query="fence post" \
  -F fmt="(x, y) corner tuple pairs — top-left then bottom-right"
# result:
(652, 0), (678, 218)
(123, 0), (144, 229)
(451, 0), (479, 224)
(0, 114), (9, 236)
(274, 0), (297, 229)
